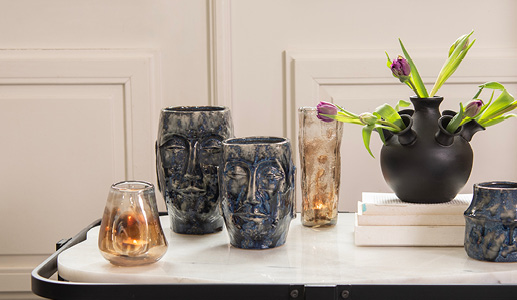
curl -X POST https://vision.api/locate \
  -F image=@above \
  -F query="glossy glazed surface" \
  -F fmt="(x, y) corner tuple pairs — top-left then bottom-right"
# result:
(156, 106), (234, 234)
(220, 137), (296, 249)
(464, 182), (517, 262)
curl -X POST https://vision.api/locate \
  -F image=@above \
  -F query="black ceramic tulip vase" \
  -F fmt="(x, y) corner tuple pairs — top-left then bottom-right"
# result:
(380, 96), (481, 203)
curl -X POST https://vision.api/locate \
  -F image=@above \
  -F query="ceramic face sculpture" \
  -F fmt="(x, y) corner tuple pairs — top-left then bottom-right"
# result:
(156, 106), (233, 234)
(220, 137), (296, 249)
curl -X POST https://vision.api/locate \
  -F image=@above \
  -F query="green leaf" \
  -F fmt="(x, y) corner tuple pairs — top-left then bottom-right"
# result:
(362, 125), (375, 158)
(480, 82), (505, 90)
(480, 114), (517, 127)
(385, 51), (392, 68)
(399, 39), (429, 98)
(478, 89), (515, 123)
(474, 91), (495, 122)
(491, 101), (517, 118)
(376, 128), (387, 144)
(446, 103), (465, 133)
(374, 103), (406, 129)
(395, 100), (411, 111)
(335, 104), (359, 118)
(430, 31), (475, 97)
(327, 113), (363, 125)
(373, 123), (399, 132)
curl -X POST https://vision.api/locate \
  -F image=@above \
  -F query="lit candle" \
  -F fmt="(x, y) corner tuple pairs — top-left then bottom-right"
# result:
(312, 200), (327, 220)
(112, 212), (149, 256)
(120, 238), (148, 253)
(313, 201), (325, 210)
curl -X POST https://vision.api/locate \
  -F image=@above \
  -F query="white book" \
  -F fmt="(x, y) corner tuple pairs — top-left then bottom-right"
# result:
(359, 192), (472, 216)
(356, 211), (465, 226)
(354, 215), (464, 246)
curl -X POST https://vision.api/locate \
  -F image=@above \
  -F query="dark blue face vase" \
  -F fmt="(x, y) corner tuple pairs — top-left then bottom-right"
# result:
(464, 181), (517, 262)
(156, 106), (233, 234)
(220, 137), (296, 249)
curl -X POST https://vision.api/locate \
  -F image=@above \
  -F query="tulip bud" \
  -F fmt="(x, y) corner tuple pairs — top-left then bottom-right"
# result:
(359, 112), (378, 126)
(449, 35), (469, 57)
(391, 56), (411, 83)
(316, 101), (338, 122)
(464, 99), (484, 117)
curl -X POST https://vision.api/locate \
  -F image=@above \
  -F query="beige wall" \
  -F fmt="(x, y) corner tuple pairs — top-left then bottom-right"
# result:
(230, 0), (517, 137)
(0, 0), (516, 297)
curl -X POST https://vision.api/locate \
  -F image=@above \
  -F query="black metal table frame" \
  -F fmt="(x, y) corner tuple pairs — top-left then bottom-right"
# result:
(32, 217), (517, 300)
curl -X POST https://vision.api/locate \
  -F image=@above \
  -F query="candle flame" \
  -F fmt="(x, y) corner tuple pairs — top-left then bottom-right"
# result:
(122, 238), (147, 246)
(314, 202), (325, 209)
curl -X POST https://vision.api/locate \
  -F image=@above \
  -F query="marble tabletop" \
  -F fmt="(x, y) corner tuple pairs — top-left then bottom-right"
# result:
(57, 213), (517, 285)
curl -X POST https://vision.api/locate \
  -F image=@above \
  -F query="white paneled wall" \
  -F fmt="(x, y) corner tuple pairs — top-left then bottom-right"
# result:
(0, 50), (160, 298)
(0, 0), (516, 297)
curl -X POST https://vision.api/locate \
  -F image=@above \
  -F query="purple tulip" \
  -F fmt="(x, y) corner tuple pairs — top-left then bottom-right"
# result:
(316, 101), (338, 122)
(464, 99), (484, 117)
(391, 56), (411, 83)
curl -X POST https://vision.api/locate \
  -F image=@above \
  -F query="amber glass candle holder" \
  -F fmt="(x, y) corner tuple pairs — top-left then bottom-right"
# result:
(298, 107), (343, 227)
(98, 181), (168, 266)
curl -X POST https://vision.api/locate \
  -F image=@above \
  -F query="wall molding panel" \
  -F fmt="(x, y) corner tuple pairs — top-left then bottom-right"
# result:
(0, 49), (160, 295)
(0, 49), (161, 180)
(208, 0), (233, 109)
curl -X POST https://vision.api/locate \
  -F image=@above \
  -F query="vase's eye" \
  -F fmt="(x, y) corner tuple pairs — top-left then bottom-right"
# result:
(256, 161), (285, 193)
(223, 163), (250, 211)
(225, 165), (248, 180)
(160, 136), (188, 172)
(200, 137), (222, 153)
(199, 136), (223, 166)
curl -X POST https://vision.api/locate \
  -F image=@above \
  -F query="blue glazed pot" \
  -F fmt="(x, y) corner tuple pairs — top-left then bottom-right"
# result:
(464, 181), (517, 262)
(156, 106), (234, 234)
(220, 137), (296, 249)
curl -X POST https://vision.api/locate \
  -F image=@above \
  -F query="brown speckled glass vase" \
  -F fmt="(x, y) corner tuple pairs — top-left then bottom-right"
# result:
(298, 107), (343, 227)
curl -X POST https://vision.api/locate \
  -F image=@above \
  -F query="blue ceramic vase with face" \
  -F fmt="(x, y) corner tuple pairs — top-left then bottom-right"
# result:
(220, 137), (296, 249)
(464, 182), (517, 262)
(156, 106), (233, 234)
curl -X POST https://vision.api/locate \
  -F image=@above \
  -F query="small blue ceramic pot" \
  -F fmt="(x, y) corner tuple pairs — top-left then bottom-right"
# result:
(464, 181), (517, 262)
(220, 137), (296, 249)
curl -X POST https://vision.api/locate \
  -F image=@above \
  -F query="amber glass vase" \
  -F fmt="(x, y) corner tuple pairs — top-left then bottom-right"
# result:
(98, 181), (168, 266)
(298, 107), (343, 227)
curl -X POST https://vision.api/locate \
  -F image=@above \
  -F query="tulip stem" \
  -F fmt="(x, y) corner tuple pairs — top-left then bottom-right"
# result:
(378, 120), (402, 132)
(407, 80), (421, 98)
(473, 86), (484, 100)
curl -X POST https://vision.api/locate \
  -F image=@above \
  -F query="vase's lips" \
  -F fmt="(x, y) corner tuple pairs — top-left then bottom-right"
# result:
(178, 186), (206, 195)
(232, 212), (269, 219)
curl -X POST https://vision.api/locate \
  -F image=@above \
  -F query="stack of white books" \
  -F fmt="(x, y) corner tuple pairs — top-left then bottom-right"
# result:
(354, 192), (472, 246)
